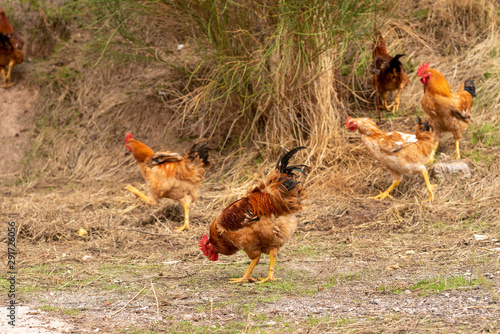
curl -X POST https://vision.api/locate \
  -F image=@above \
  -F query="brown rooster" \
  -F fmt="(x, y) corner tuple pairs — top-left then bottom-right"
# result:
(417, 62), (476, 159)
(372, 33), (410, 114)
(199, 147), (308, 284)
(125, 134), (209, 231)
(0, 8), (24, 88)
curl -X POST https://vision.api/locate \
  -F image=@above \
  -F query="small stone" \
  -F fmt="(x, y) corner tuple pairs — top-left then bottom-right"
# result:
(405, 250), (415, 255)
(432, 160), (471, 179)
(474, 234), (488, 241)
(405, 289), (411, 295)
(385, 264), (401, 270)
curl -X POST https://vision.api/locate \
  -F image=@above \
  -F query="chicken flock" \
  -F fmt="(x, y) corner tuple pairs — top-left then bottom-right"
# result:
(121, 32), (476, 283)
(4, 5), (477, 284)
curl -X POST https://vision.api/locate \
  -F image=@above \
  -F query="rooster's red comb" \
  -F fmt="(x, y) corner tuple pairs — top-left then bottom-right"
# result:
(345, 116), (353, 127)
(417, 62), (430, 77)
(199, 235), (209, 256)
(125, 133), (133, 142)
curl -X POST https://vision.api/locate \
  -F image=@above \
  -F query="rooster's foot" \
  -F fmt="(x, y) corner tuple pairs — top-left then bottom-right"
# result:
(256, 275), (280, 284)
(369, 191), (392, 200)
(174, 222), (189, 231)
(229, 276), (256, 284)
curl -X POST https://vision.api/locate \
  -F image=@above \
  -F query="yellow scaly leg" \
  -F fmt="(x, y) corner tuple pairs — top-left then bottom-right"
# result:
(1, 68), (13, 89)
(229, 257), (259, 284)
(175, 201), (190, 231)
(427, 149), (436, 164)
(5, 59), (15, 81)
(369, 180), (401, 200)
(422, 169), (437, 202)
(389, 84), (403, 114)
(381, 92), (389, 111)
(125, 185), (149, 202)
(256, 249), (280, 284)
(453, 140), (461, 159)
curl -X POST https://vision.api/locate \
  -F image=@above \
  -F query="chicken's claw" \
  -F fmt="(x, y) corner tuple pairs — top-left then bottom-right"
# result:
(256, 275), (280, 284)
(229, 276), (257, 284)
(174, 222), (189, 231)
(1, 82), (14, 89)
(369, 191), (392, 200)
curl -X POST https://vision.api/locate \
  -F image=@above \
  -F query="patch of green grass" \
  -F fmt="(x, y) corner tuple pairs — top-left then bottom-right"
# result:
(41, 304), (80, 315)
(323, 272), (361, 288)
(468, 123), (500, 147)
(296, 245), (317, 258)
(411, 276), (479, 294)
(462, 149), (495, 166)
(378, 275), (479, 296)
(413, 8), (429, 20)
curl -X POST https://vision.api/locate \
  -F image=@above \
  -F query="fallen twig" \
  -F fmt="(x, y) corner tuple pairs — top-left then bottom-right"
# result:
(117, 228), (170, 237)
(108, 285), (148, 319)
(151, 282), (161, 318)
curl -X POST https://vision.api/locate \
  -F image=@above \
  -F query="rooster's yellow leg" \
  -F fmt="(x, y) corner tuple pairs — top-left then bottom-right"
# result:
(5, 59), (15, 80)
(381, 92), (389, 111)
(427, 149), (436, 164)
(453, 140), (461, 159)
(422, 169), (437, 202)
(175, 201), (190, 231)
(369, 180), (400, 200)
(125, 185), (149, 201)
(1, 68), (13, 89)
(229, 257), (259, 283)
(388, 84), (403, 114)
(257, 249), (280, 284)
(125, 184), (157, 206)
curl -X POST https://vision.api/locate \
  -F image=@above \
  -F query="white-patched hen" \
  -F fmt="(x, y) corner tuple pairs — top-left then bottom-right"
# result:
(346, 117), (437, 201)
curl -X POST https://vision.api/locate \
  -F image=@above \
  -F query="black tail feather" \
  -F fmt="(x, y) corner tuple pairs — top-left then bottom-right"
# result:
(423, 119), (431, 132)
(464, 79), (476, 98)
(276, 146), (308, 175)
(388, 54), (405, 72)
(186, 139), (210, 167)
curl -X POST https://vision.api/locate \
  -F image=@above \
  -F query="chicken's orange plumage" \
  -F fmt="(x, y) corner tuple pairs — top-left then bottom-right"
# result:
(200, 147), (308, 284)
(417, 63), (476, 159)
(125, 134), (209, 231)
(0, 8), (24, 88)
(372, 33), (410, 114)
(346, 117), (437, 201)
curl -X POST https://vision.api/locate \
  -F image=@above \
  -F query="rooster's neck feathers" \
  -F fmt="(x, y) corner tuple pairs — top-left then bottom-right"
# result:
(0, 9), (14, 35)
(426, 69), (451, 97)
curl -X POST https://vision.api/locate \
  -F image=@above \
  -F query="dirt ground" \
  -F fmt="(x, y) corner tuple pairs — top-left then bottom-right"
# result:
(0, 67), (38, 176)
(1, 179), (499, 333)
